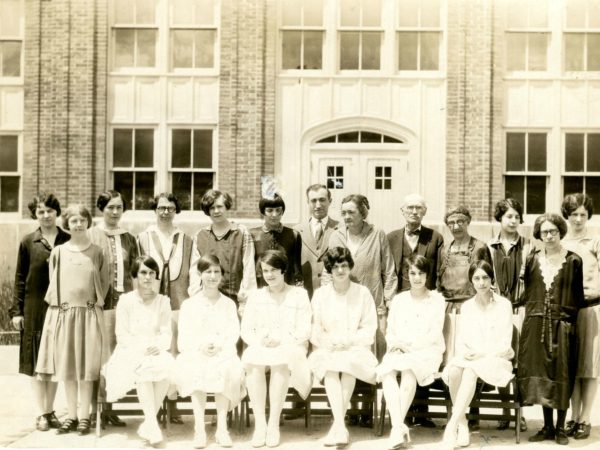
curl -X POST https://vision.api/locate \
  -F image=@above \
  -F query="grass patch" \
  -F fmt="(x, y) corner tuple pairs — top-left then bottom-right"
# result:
(0, 275), (14, 332)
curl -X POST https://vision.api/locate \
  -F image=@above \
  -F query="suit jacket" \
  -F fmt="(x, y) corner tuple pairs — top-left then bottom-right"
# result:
(295, 217), (339, 298)
(387, 225), (444, 292)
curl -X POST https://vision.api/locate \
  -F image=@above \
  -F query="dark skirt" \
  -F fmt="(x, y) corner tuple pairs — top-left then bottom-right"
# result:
(19, 330), (43, 376)
(517, 316), (577, 410)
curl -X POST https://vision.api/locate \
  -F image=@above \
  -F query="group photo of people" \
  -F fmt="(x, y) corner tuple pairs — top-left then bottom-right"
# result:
(8, 185), (600, 449)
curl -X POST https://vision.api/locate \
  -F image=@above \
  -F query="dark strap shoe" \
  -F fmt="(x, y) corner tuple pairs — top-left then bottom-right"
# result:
(555, 427), (569, 445)
(36, 414), (49, 432)
(528, 425), (555, 442)
(574, 422), (591, 440)
(565, 420), (578, 436)
(44, 411), (62, 429)
(56, 418), (78, 435)
(106, 415), (127, 427)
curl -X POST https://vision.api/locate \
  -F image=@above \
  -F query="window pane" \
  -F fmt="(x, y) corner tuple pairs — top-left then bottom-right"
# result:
(506, 33), (526, 71)
(528, 0), (548, 27)
(172, 130), (191, 168)
(421, 0), (441, 27)
(113, 129), (132, 167)
(375, 166), (382, 177)
(383, 135), (402, 143)
(137, 29), (156, 67)
(506, 133), (525, 171)
(172, 30), (194, 68)
(194, 30), (215, 68)
(318, 135), (336, 143)
(506, 0), (527, 28)
(0, 0), (21, 37)
(338, 131), (359, 142)
(360, 131), (381, 143)
(0, 176), (19, 212)
(384, 166), (391, 177)
(588, 33), (600, 71)
(361, 32), (380, 70)
(114, 172), (133, 207)
(336, 166), (343, 176)
(194, 0), (215, 25)
(398, 32), (418, 70)
(304, 31), (323, 69)
(527, 176), (546, 214)
(505, 176), (525, 207)
(528, 33), (547, 71)
(172, 172), (192, 210)
(136, 0), (156, 24)
(384, 179), (391, 189)
(398, 0), (419, 27)
(135, 172), (155, 209)
(565, 33), (584, 71)
(281, 0), (302, 26)
(114, 29), (135, 68)
(193, 130), (213, 168)
(420, 32), (440, 70)
(1, 41), (21, 76)
(528, 133), (547, 171)
(172, 0), (193, 25)
(304, 0), (323, 26)
(586, 177), (600, 210)
(340, 0), (360, 26)
(193, 172), (214, 208)
(375, 179), (382, 189)
(565, 133), (584, 171)
(134, 129), (154, 167)
(564, 176), (584, 196)
(566, 0), (586, 28)
(0, 135), (18, 171)
(362, 0), (381, 26)
(588, 134), (600, 171)
(340, 32), (359, 70)
(282, 31), (301, 69)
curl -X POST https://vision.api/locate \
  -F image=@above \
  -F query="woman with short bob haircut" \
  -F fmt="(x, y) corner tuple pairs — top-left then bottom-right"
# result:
(103, 255), (174, 445)
(11, 193), (70, 431)
(241, 250), (312, 448)
(518, 213), (584, 445)
(175, 254), (244, 448)
(441, 260), (514, 449)
(309, 247), (378, 447)
(377, 254), (446, 449)
(36, 204), (109, 436)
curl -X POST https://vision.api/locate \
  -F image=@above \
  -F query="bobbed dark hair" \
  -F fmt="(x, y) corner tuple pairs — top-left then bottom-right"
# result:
(258, 249), (288, 274)
(96, 190), (127, 212)
(493, 198), (524, 224)
(28, 192), (62, 220)
(444, 206), (472, 224)
(404, 254), (431, 275)
(468, 260), (495, 284)
(201, 189), (233, 216)
(62, 204), (93, 230)
(561, 193), (593, 220)
(197, 254), (225, 275)
(131, 255), (160, 279)
(150, 192), (181, 214)
(323, 247), (355, 273)
(532, 213), (568, 240)
(341, 194), (370, 219)
(259, 194), (286, 215)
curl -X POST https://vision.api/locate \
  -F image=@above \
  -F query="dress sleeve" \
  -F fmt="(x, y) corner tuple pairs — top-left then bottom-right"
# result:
(412, 296), (446, 352)
(492, 300), (515, 360)
(240, 291), (262, 346)
(239, 226), (257, 302)
(188, 236), (202, 296)
(115, 296), (135, 348)
(217, 300), (241, 350)
(291, 231), (304, 286)
(10, 240), (29, 318)
(177, 301), (196, 352)
(155, 296), (173, 351)
(96, 247), (110, 307)
(309, 289), (327, 348)
(380, 231), (398, 310)
(289, 288), (312, 345)
(384, 296), (402, 349)
(350, 287), (377, 347)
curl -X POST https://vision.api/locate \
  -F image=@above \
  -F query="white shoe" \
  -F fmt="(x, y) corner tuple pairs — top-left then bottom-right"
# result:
(215, 428), (233, 448)
(389, 424), (410, 449)
(193, 429), (207, 449)
(323, 425), (338, 446)
(147, 423), (163, 445)
(457, 421), (470, 447)
(251, 426), (266, 448)
(335, 425), (349, 446)
(442, 422), (458, 450)
(265, 425), (280, 447)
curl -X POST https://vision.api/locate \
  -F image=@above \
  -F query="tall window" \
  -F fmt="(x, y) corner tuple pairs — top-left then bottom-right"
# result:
(0, 0), (21, 77)
(280, 0), (323, 70)
(505, 0), (549, 72)
(563, 132), (600, 207)
(0, 135), (19, 212)
(338, 0), (382, 70)
(564, 0), (600, 71)
(112, 129), (155, 210)
(504, 132), (548, 214)
(170, 129), (215, 210)
(170, 0), (217, 70)
(397, 0), (442, 71)
(112, 0), (158, 69)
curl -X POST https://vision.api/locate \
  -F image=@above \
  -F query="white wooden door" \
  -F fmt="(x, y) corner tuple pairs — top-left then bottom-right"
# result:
(314, 154), (360, 224)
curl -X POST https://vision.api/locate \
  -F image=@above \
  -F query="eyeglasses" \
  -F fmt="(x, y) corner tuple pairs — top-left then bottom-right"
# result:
(540, 229), (559, 237)
(447, 220), (466, 227)
(157, 206), (176, 213)
(404, 205), (424, 212)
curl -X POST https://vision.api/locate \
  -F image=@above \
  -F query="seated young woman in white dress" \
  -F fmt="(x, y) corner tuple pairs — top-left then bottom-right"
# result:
(241, 249), (312, 448)
(174, 255), (244, 449)
(376, 254), (445, 449)
(441, 260), (514, 449)
(309, 247), (378, 447)
(103, 255), (174, 445)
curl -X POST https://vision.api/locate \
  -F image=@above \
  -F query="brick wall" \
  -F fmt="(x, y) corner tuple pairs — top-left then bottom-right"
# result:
(23, 0), (107, 216)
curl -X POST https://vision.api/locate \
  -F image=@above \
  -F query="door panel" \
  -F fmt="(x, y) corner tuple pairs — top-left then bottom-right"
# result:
(314, 155), (359, 223)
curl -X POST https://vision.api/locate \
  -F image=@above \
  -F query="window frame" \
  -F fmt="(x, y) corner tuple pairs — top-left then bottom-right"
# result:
(0, 0), (23, 81)
(279, 0), (325, 72)
(561, 130), (600, 203)
(0, 132), (21, 215)
(563, 0), (600, 73)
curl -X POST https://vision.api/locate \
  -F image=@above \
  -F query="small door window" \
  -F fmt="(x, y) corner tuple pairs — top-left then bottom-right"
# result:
(326, 165), (344, 189)
(374, 165), (392, 190)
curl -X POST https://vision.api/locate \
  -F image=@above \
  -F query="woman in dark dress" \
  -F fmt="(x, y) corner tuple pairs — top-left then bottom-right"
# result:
(10, 193), (70, 431)
(518, 213), (584, 445)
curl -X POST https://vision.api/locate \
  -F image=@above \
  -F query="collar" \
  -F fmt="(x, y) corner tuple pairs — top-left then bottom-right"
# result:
(339, 221), (373, 237)
(146, 224), (181, 239)
(262, 223), (284, 234)
(310, 216), (329, 227)
(97, 222), (129, 236)
(33, 227), (67, 242)
(204, 221), (239, 235)
(489, 233), (521, 248)
(405, 226), (422, 236)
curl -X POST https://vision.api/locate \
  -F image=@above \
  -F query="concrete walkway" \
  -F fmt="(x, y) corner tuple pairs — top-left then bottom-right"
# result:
(1, 345), (598, 449)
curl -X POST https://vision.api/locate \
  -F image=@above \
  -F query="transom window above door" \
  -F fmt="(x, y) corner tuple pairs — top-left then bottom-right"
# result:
(316, 131), (403, 144)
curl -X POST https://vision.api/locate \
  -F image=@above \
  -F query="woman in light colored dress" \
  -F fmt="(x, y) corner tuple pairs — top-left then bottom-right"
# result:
(103, 255), (174, 445)
(241, 250), (312, 448)
(562, 193), (600, 440)
(441, 260), (514, 449)
(377, 254), (445, 449)
(309, 247), (378, 447)
(175, 255), (244, 449)
(36, 204), (109, 436)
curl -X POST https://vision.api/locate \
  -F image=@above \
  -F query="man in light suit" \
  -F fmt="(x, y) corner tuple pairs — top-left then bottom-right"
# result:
(295, 184), (339, 298)
(387, 193), (444, 429)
